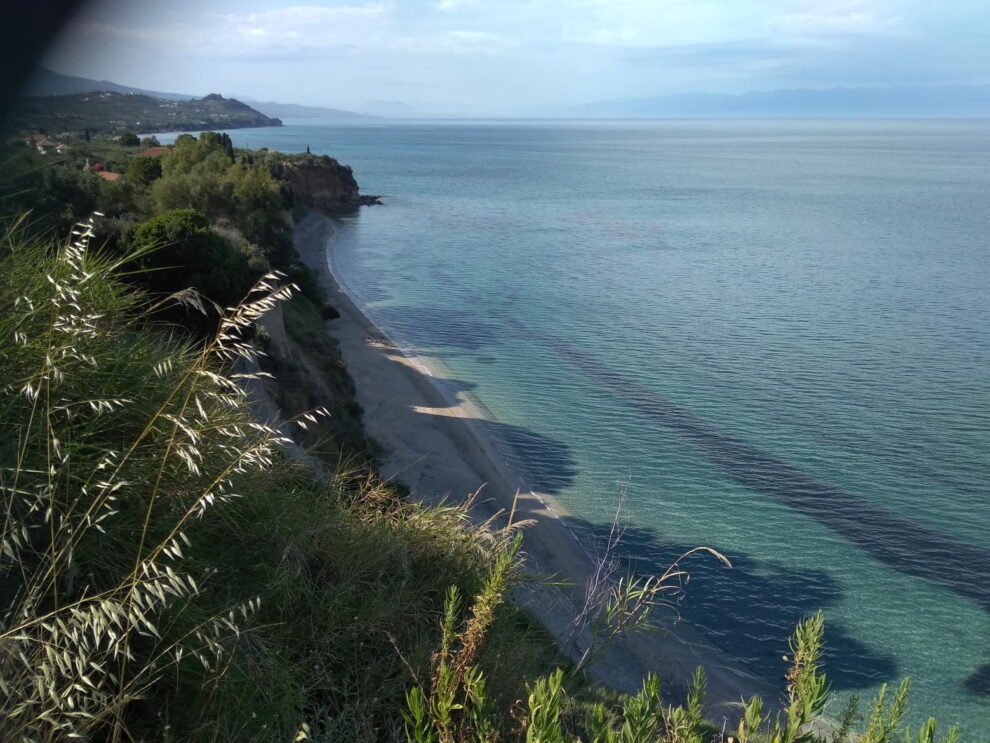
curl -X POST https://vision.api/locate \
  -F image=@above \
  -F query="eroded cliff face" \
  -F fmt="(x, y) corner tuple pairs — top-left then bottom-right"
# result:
(280, 155), (368, 210)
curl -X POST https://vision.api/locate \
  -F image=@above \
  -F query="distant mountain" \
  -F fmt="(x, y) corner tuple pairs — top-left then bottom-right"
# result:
(9, 91), (281, 135)
(572, 85), (990, 118)
(26, 68), (371, 122)
(24, 67), (193, 101)
(246, 100), (373, 121)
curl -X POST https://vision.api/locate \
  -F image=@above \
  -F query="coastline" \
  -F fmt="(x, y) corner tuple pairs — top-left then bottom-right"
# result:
(293, 209), (778, 710)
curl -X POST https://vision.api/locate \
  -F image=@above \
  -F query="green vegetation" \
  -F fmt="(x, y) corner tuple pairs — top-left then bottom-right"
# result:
(128, 208), (255, 306)
(0, 127), (968, 741)
(124, 152), (162, 186)
(3, 129), (317, 310)
(9, 90), (281, 135)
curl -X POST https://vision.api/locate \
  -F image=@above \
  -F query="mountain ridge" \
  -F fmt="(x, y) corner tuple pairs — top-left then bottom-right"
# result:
(9, 90), (282, 134)
(244, 100), (374, 121)
(27, 67), (370, 121)
(25, 66), (193, 101)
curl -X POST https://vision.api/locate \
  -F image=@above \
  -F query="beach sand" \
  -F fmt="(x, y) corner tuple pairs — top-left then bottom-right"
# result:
(294, 210), (777, 713)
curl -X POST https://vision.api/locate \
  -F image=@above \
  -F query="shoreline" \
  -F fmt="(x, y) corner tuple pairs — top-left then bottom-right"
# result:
(322, 215), (585, 539)
(293, 209), (778, 710)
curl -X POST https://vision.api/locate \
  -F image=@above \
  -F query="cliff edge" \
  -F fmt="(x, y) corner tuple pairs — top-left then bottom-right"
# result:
(274, 154), (381, 210)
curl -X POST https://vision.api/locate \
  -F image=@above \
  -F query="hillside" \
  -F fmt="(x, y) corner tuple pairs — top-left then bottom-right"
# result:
(25, 67), (372, 121)
(24, 65), (192, 100)
(9, 91), (281, 134)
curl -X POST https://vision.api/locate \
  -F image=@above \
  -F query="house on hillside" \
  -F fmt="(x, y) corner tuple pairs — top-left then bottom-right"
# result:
(25, 133), (58, 154)
(91, 163), (121, 181)
(138, 146), (170, 158)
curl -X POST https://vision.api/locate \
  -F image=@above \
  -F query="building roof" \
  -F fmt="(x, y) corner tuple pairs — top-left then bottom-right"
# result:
(138, 146), (170, 157)
(96, 171), (121, 182)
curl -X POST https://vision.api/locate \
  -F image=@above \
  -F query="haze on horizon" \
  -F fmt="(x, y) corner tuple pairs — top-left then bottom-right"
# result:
(43, 0), (990, 116)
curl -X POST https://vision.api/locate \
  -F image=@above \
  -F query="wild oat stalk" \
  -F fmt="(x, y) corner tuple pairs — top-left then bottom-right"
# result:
(0, 217), (296, 741)
(571, 543), (730, 678)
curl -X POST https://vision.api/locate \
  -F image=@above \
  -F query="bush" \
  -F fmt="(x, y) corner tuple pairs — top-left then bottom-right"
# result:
(127, 207), (256, 307)
(150, 168), (233, 217)
(96, 178), (142, 218)
(0, 144), (100, 234)
(125, 154), (162, 187)
(161, 131), (234, 179)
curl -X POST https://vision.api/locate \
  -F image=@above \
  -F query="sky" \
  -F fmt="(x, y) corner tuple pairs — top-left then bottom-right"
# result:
(44, 0), (990, 115)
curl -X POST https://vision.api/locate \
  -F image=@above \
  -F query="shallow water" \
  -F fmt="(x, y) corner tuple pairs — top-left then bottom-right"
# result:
(162, 120), (990, 729)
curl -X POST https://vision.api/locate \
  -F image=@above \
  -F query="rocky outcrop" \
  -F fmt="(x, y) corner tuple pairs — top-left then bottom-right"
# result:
(278, 155), (380, 211)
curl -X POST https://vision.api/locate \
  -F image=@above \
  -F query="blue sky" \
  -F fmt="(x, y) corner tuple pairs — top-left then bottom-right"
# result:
(45, 0), (990, 115)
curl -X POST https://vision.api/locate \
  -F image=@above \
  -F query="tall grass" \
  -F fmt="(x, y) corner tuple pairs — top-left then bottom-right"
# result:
(0, 216), (293, 740)
(0, 218), (535, 741)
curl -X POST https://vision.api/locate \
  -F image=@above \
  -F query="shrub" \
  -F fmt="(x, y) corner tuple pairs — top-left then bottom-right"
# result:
(127, 207), (257, 308)
(150, 168), (233, 217)
(125, 154), (162, 187)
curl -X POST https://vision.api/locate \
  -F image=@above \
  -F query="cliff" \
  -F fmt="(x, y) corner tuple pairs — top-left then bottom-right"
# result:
(275, 154), (380, 210)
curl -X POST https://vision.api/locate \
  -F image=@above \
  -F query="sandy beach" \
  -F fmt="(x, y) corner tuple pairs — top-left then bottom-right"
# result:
(293, 210), (777, 713)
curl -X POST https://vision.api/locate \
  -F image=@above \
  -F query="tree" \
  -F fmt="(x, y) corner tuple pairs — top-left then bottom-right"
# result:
(96, 179), (141, 219)
(226, 163), (291, 262)
(127, 208), (256, 308)
(161, 131), (234, 179)
(151, 170), (232, 218)
(125, 155), (162, 187)
(0, 144), (100, 234)
(140, 135), (161, 149)
(118, 131), (140, 146)
(230, 165), (281, 222)
(198, 131), (234, 159)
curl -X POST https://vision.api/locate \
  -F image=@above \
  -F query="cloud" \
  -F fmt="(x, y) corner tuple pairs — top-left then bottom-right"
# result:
(71, 3), (520, 61)
(216, 3), (390, 53)
(434, 0), (481, 11)
(41, 0), (990, 111)
(393, 30), (519, 56)
(222, 3), (389, 29)
(63, 3), (392, 59)
(623, 40), (800, 68)
(770, 3), (908, 37)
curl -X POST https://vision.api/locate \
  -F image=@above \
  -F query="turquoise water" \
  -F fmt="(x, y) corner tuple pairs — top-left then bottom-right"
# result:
(163, 120), (990, 729)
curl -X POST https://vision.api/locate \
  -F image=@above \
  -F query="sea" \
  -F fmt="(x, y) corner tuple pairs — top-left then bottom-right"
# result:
(160, 119), (990, 731)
